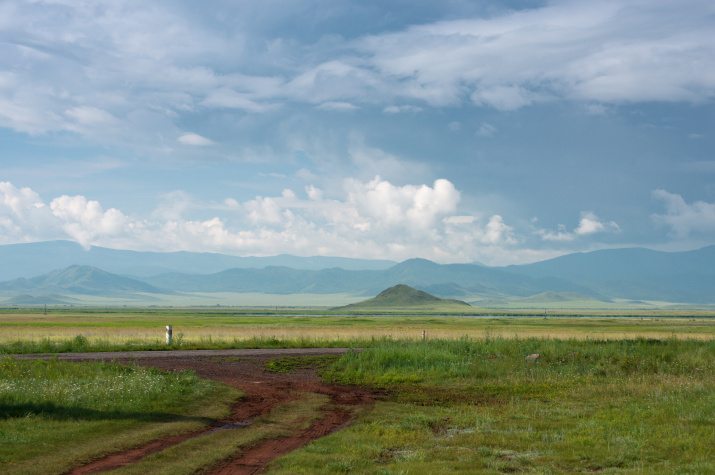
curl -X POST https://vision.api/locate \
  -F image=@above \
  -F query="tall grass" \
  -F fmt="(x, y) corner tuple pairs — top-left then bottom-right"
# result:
(0, 356), (215, 417)
(325, 335), (715, 386)
(0, 334), (370, 355)
(274, 337), (715, 473)
(0, 357), (237, 474)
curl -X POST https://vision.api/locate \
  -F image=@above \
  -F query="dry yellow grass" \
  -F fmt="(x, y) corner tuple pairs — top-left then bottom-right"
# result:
(2, 322), (713, 345)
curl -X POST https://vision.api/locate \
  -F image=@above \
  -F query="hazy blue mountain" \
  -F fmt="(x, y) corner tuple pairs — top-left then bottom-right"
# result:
(416, 282), (472, 297)
(376, 258), (605, 298)
(505, 246), (715, 281)
(146, 267), (381, 295)
(144, 258), (604, 298)
(0, 240), (397, 280)
(0, 265), (170, 297)
(503, 246), (715, 303)
(2, 243), (714, 304)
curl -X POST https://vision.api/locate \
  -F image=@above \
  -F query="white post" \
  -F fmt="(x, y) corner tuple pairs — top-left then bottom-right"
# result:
(166, 325), (173, 344)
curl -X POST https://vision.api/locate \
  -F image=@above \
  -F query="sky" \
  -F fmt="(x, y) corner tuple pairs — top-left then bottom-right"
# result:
(1, 0), (714, 266)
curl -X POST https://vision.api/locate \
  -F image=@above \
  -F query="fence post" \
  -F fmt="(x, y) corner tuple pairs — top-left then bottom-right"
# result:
(166, 325), (173, 345)
(422, 330), (426, 341)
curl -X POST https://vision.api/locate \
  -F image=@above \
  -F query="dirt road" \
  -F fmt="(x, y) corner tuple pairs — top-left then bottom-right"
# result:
(15, 348), (376, 475)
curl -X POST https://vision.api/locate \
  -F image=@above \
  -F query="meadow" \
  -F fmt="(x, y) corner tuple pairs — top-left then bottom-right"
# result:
(274, 337), (715, 473)
(1, 309), (714, 473)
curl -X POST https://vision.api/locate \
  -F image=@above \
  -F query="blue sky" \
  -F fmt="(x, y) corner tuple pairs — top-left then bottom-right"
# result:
(1, 0), (714, 265)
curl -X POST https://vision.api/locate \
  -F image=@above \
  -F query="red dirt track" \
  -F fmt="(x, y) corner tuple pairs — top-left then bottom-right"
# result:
(18, 349), (376, 475)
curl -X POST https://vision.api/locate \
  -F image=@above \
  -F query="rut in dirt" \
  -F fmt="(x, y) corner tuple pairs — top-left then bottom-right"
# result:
(60, 349), (377, 475)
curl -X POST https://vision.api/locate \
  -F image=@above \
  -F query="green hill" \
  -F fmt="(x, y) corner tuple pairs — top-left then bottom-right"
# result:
(337, 284), (472, 312)
(0, 265), (170, 297)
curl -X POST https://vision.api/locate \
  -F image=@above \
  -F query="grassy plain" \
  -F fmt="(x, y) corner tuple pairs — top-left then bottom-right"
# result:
(0, 308), (713, 355)
(273, 337), (715, 473)
(1, 310), (713, 473)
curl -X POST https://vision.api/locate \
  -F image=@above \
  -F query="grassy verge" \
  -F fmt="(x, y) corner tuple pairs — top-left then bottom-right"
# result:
(271, 337), (714, 473)
(0, 357), (239, 475)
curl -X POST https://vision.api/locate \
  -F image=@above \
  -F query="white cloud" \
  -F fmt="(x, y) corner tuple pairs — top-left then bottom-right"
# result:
(178, 133), (214, 146)
(357, 0), (715, 108)
(652, 189), (715, 237)
(538, 224), (576, 242)
(244, 196), (284, 225)
(0, 179), (531, 264)
(50, 195), (127, 249)
(575, 211), (619, 235)
(482, 215), (516, 245)
(536, 211), (620, 241)
(444, 215), (475, 224)
(306, 185), (323, 201)
(0, 0), (711, 151)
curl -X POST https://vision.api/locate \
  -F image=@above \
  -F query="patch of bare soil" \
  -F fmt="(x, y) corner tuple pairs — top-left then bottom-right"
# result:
(44, 349), (377, 475)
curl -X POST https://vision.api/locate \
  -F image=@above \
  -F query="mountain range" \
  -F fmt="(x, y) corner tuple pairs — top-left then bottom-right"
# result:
(1, 241), (714, 306)
(0, 240), (396, 281)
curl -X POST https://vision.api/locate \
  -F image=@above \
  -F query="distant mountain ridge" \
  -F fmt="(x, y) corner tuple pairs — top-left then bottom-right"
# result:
(0, 265), (169, 297)
(503, 246), (715, 303)
(0, 240), (397, 281)
(0, 242), (714, 305)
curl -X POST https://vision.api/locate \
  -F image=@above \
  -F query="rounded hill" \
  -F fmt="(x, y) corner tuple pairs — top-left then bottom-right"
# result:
(336, 284), (472, 312)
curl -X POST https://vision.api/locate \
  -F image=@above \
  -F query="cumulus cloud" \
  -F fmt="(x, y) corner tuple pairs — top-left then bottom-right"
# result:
(0, 182), (54, 242)
(50, 195), (128, 249)
(0, 179), (527, 264)
(536, 211), (620, 241)
(575, 211), (620, 235)
(652, 190), (715, 237)
(482, 215), (517, 245)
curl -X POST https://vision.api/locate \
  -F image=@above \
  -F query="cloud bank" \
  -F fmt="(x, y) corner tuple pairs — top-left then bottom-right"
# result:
(1, 0), (713, 143)
(0, 179), (623, 265)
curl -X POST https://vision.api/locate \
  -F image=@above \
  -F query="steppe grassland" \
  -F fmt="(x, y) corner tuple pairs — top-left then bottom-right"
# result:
(0, 357), (239, 475)
(0, 311), (713, 354)
(1, 309), (713, 473)
(272, 337), (715, 474)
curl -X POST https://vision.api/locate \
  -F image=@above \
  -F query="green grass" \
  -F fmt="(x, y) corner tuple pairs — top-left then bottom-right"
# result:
(111, 392), (330, 475)
(271, 337), (715, 474)
(1, 311), (713, 355)
(0, 357), (239, 475)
